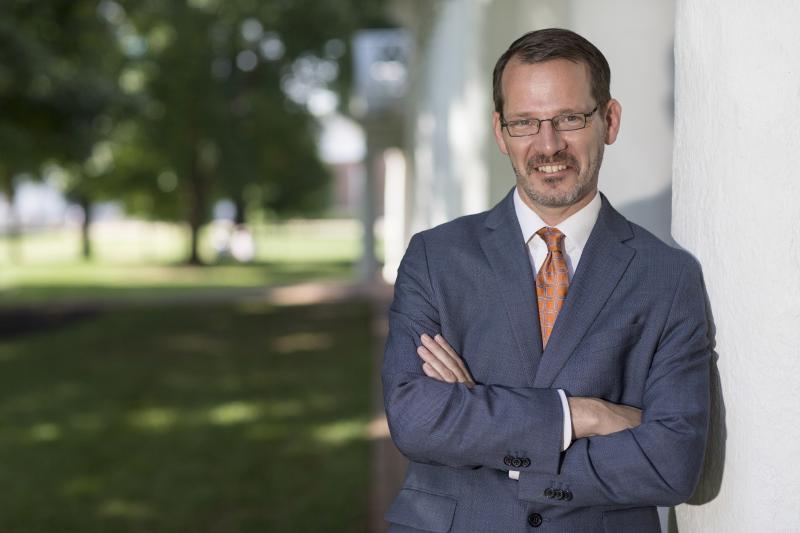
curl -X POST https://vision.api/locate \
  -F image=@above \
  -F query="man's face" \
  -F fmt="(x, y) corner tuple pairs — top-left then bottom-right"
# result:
(492, 58), (621, 215)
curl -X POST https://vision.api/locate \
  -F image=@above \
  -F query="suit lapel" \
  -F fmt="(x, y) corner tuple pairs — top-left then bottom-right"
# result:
(479, 191), (544, 377)
(533, 195), (636, 388)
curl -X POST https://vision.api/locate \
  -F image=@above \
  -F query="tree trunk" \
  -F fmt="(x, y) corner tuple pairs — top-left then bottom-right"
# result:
(188, 221), (201, 265)
(234, 193), (246, 226)
(186, 173), (207, 266)
(2, 176), (22, 264)
(78, 194), (92, 260)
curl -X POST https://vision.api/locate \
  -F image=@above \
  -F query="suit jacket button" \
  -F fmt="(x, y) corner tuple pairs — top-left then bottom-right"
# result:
(563, 490), (573, 501)
(553, 489), (564, 500)
(503, 455), (513, 466)
(527, 513), (543, 527)
(511, 457), (522, 468)
(543, 488), (554, 499)
(521, 458), (531, 468)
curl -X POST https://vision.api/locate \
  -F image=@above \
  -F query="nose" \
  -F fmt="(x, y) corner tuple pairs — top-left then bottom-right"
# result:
(532, 120), (566, 157)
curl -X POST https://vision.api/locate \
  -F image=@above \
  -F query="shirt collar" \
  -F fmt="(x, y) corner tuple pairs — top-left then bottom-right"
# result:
(513, 186), (601, 253)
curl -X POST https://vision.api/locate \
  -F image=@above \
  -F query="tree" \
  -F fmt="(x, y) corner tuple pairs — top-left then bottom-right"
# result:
(105, 0), (390, 264)
(1, 0), (391, 264)
(0, 0), (127, 260)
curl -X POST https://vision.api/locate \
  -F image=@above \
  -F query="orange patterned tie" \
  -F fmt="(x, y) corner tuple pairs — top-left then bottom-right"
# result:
(535, 227), (569, 348)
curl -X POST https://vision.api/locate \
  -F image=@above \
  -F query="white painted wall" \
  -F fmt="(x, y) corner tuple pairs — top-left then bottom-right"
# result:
(672, 1), (800, 531)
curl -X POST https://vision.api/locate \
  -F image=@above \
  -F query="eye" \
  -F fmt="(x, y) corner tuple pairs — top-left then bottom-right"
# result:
(509, 119), (533, 128)
(560, 114), (582, 124)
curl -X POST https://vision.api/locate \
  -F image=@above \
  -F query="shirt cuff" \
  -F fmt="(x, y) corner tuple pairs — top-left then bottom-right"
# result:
(558, 389), (572, 451)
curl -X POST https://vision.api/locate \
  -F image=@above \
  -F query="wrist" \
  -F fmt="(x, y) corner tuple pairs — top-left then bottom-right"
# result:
(568, 396), (599, 439)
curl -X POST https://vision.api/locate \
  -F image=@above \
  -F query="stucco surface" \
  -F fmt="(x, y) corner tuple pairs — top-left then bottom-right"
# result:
(673, 1), (800, 531)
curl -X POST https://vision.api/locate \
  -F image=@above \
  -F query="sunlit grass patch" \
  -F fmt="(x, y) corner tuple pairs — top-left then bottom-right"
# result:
(0, 218), (373, 306)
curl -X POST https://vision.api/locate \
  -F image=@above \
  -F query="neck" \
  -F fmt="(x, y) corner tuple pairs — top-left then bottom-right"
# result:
(520, 188), (598, 226)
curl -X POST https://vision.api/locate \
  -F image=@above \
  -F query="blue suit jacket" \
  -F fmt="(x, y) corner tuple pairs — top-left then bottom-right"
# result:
(382, 190), (710, 533)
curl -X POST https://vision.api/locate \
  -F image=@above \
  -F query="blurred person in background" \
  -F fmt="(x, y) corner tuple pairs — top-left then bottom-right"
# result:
(382, 28), (709, 532)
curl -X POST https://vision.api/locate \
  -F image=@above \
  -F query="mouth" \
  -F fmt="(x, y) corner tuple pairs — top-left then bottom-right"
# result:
(532, 163), (569, 175)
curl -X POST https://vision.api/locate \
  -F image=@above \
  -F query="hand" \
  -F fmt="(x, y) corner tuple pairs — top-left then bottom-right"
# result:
(568, 397), (642, 439)
(417, 333), (475, 388)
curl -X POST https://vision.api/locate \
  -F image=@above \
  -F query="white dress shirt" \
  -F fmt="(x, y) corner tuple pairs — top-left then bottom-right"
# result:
(507, 187), (602, 480)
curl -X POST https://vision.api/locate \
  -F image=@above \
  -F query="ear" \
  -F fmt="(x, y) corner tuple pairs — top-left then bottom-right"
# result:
(492, 112), (509, 155)
(603, 99), (622, 145)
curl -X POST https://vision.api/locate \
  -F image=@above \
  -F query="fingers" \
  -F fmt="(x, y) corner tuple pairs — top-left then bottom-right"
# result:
(422, 333), (473, 384)
(434, 334), (473, 383)
(417, 333), (475, 387)
(417, 344), (459, 382)
(422, 362), (443, 380)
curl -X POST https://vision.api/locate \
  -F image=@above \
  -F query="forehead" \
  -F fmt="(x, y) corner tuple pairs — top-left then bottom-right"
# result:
(501, 58), (593, 116)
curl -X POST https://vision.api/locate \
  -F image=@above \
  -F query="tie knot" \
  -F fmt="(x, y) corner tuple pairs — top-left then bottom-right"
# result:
(536, 227), (565, 253)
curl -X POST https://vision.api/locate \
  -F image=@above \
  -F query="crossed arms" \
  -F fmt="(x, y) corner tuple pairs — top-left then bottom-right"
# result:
(417, 333), (642, 441)
(382, 233), (711, 508)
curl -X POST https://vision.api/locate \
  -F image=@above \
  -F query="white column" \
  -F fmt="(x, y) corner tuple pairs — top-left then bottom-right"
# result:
(408, 0), (490, 235)
(672, 1), (800, 531)
(382, 148), (406, 283)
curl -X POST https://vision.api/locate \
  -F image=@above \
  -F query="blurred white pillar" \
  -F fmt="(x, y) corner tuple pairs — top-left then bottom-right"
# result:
(408, 0), (491, 235)
(382, 148), (406, 283)
(672, 1), (800, 531)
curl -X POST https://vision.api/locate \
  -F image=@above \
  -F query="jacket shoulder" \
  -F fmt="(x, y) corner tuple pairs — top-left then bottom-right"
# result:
(626, 221), (702, 273)
(414, 210), (491, 246)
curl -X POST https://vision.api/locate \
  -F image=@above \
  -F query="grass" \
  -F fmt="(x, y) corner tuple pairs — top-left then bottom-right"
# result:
(0, 219), (363, 265)
(0, 218), (383, 531)
(0, 261), (355, 305)
(0, 299), (375, 532)
(0, 219), (376, 305)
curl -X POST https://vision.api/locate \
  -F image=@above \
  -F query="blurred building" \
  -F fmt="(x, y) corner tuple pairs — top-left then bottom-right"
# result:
(0, 180), (72, 230)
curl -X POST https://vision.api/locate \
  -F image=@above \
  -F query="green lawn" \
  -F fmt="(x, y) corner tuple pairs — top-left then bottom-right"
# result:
(0, 300), (375, 532)
(0, 219), (374, 305)
(0, 219), (363, 265)
(0, 261), (355, 305)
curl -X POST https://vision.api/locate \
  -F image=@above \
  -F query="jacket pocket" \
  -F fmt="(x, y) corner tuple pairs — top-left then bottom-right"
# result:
(385, 488), (457, 533)
(602, 506), (660, 532)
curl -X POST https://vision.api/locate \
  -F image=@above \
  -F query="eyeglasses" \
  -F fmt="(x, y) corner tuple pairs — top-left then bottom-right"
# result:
(500, 105), (599, 137)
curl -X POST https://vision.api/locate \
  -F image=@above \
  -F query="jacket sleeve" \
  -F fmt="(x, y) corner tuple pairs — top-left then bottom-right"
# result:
(518, 259), (711, 507)
(382, 233), (565, 474)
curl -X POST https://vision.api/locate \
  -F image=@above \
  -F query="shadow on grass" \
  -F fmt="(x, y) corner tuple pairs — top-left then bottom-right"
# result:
(0, 299), (374, 532)
(0, 260), (356, 307)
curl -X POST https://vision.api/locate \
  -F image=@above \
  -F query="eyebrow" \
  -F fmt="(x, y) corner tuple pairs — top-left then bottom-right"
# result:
(505, 108), (583, 119)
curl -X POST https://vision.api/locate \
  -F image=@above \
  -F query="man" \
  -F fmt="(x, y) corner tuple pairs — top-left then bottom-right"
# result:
(382, 28), (710, 532)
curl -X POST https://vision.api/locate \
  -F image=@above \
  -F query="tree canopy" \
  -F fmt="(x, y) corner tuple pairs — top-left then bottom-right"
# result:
(0, 0), (390, 263)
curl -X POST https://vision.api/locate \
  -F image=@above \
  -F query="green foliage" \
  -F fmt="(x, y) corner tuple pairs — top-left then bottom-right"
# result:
(0, 0), (392, 262)
(0, 0), (124, 193)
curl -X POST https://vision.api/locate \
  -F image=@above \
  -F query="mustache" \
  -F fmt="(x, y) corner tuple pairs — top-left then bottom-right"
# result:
(526, 154), (579, 173)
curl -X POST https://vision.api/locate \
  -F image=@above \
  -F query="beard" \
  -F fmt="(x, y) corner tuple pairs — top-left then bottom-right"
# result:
(512, 146), (604, 208)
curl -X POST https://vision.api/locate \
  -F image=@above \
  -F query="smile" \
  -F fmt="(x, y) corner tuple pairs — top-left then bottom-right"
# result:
(534, 164), (568, 174)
